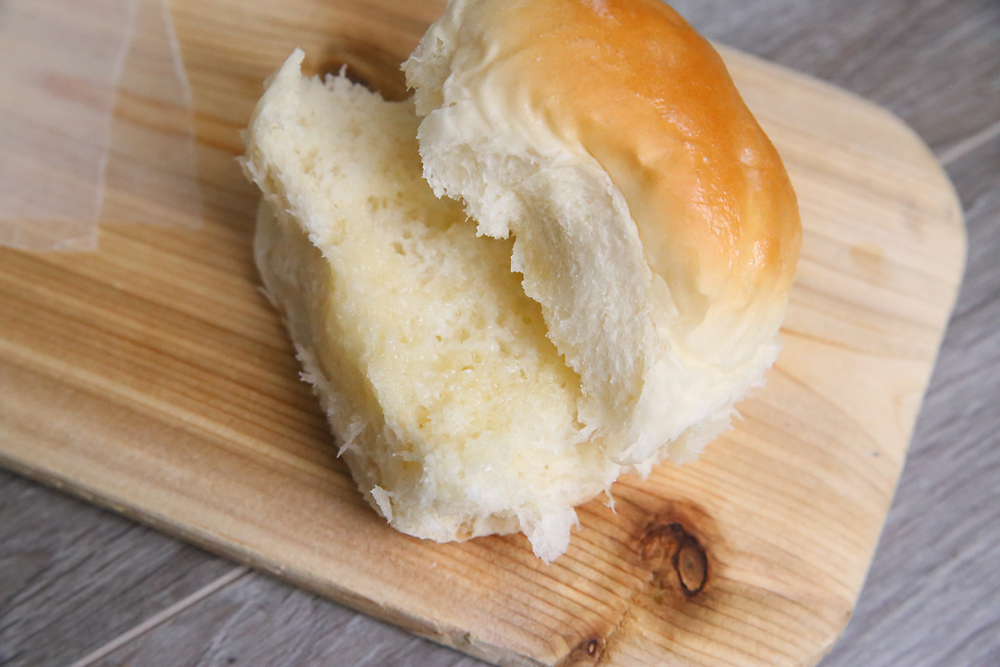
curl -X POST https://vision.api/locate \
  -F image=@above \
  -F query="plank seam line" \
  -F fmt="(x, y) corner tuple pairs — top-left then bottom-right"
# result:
(939, 118), (1000, 167)
(62, 565), (251, 667)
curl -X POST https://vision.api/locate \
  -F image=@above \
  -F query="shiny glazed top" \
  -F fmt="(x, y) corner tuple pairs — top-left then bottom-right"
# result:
(415, 0), (801, 329)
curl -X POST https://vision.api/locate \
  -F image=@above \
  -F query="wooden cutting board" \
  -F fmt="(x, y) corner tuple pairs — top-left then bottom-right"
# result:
(0, 1), (967, 666)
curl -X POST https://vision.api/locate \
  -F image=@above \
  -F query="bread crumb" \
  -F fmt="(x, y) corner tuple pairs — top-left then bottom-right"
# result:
(371, 486), (394, 522)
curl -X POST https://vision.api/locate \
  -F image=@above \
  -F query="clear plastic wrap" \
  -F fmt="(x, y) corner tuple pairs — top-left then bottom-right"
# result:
(0, 0), (200, 251)
(102, 0), (202, 229)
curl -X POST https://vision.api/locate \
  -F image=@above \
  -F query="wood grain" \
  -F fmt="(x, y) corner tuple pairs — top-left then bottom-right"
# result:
(0, 1), (969, 666)
(671, 0), (1000, 156)
(87, 573), (482, 667)
(820, 136), (1000, 667)
(0, 470), (235, 667)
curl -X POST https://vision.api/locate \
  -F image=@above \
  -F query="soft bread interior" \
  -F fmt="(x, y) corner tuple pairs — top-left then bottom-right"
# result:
(243, 50), (623, 562)
(403, 0), (798, 464)
(244, 0), (800, 559)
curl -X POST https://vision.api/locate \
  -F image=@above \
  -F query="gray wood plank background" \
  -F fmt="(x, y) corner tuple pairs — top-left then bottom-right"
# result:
(0, 471), (235, 666)
(1, 1), (998, 666)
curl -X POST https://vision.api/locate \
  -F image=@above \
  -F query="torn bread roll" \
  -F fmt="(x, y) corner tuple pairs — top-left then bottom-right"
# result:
(242, 0), (801, 563)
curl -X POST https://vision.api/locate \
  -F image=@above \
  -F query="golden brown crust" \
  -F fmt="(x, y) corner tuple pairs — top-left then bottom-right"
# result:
(464, 0), (801, 319)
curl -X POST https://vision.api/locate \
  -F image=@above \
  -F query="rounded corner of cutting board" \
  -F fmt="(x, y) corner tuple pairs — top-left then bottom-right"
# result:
(860, 101), (969, 258)
(719, 43), (968, 292)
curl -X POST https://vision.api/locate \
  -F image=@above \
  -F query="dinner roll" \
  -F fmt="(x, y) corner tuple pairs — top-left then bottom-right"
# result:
(404, 0), (801, 465)
(244, 51), (622, 562)
(243, 0), (800, 563)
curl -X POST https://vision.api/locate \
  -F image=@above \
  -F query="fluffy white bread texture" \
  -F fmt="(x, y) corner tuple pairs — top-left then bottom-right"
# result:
(244, 51), (626, 562)
(244, 0), (800, 563)
(403, 0), (801, 465)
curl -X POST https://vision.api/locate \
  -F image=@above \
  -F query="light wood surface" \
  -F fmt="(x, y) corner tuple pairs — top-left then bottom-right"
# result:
(820, 134), (1000, 667)
(0, 1), (978, 666)
(673, 0), (1000, 156)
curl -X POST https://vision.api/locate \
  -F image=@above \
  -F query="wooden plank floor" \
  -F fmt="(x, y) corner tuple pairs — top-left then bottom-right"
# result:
(1, 1), (998, 666)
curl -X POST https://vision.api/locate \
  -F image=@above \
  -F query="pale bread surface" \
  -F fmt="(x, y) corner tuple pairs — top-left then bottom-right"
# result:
(244, 51), (630, 561)
(404, 0), (801, 465)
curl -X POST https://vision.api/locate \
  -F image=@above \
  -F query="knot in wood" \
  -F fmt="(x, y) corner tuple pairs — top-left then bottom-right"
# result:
(640, 521), (708, 597)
